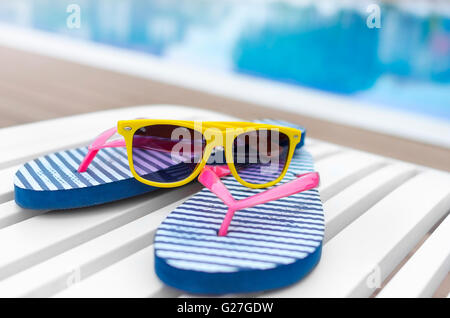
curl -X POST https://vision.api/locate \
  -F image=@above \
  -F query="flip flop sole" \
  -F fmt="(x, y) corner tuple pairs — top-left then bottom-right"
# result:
(14, 147), (159, 210)
(154, 148), (324, 294)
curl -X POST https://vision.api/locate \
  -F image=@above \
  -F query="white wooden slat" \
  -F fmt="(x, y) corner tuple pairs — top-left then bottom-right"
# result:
(0, 165), (19, 203)
(323, 163), (418, 242)
(304, 138), (316, 147)
(304, 143), (342, 161)
(307, 138), (340, 150)
(54, 245), (175, 298)
(0, 195), (196, 297)
(0, 105), (239, 168)
(0, 201), (46, 230)
(377, 215), (450, 298)
(0, 184), (201, 281)
(315, 152), (386, 201)
(264, 171), (450, 297)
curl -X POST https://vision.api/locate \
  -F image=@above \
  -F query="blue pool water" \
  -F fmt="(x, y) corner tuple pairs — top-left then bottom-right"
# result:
(1, 0), (449, 121)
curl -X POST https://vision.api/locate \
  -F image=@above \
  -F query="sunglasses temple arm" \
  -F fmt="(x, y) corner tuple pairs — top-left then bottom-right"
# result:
(78, 129), (204, 173)
(220, 172), (320, 236)
(78, 127), (126, 172)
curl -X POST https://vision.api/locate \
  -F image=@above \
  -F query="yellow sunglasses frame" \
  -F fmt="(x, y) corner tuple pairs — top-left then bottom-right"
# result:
(117, 119), (301, 189)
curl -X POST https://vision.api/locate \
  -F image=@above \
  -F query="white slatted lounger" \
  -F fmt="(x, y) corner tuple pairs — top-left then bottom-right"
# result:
(0, 105), (448, 298)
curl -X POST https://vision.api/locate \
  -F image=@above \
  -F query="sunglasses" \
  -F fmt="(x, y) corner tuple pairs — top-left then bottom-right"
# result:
(198, 166), (320, 236)
(78, 120), (302, 189)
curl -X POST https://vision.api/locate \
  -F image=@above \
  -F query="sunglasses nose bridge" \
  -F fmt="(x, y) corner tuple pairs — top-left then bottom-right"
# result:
(203, 129), (225, 148)
(201, 142), (218, 165)
(203, 145), (227, 165)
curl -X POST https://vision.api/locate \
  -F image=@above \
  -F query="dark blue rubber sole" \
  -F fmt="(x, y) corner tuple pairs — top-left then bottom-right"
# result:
(154, 243), (322, 295)
(14, 177), (157, 210)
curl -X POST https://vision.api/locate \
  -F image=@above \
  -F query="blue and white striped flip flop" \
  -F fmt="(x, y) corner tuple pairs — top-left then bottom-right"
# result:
(13, 146), (169, 210)
(154, 148), (324, 294)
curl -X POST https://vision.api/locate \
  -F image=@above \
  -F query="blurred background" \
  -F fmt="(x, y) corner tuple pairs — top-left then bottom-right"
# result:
(0, 0), (448, 169)
(1, 0), (449, 119)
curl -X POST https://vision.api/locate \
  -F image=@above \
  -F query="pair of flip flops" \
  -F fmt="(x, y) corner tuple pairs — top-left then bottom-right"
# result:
(14, 120), (323, 294)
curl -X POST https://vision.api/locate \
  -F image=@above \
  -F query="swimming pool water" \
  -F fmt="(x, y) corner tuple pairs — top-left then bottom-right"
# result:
(1, 0), (449, 121)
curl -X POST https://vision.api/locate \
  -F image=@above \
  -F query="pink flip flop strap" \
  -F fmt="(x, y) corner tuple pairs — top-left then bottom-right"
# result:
(198, 167), (320, 236)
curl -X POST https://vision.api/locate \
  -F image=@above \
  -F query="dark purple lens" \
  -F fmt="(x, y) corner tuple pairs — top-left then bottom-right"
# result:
(132, 125), (205, 183)
(232, 129), (289, 185)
